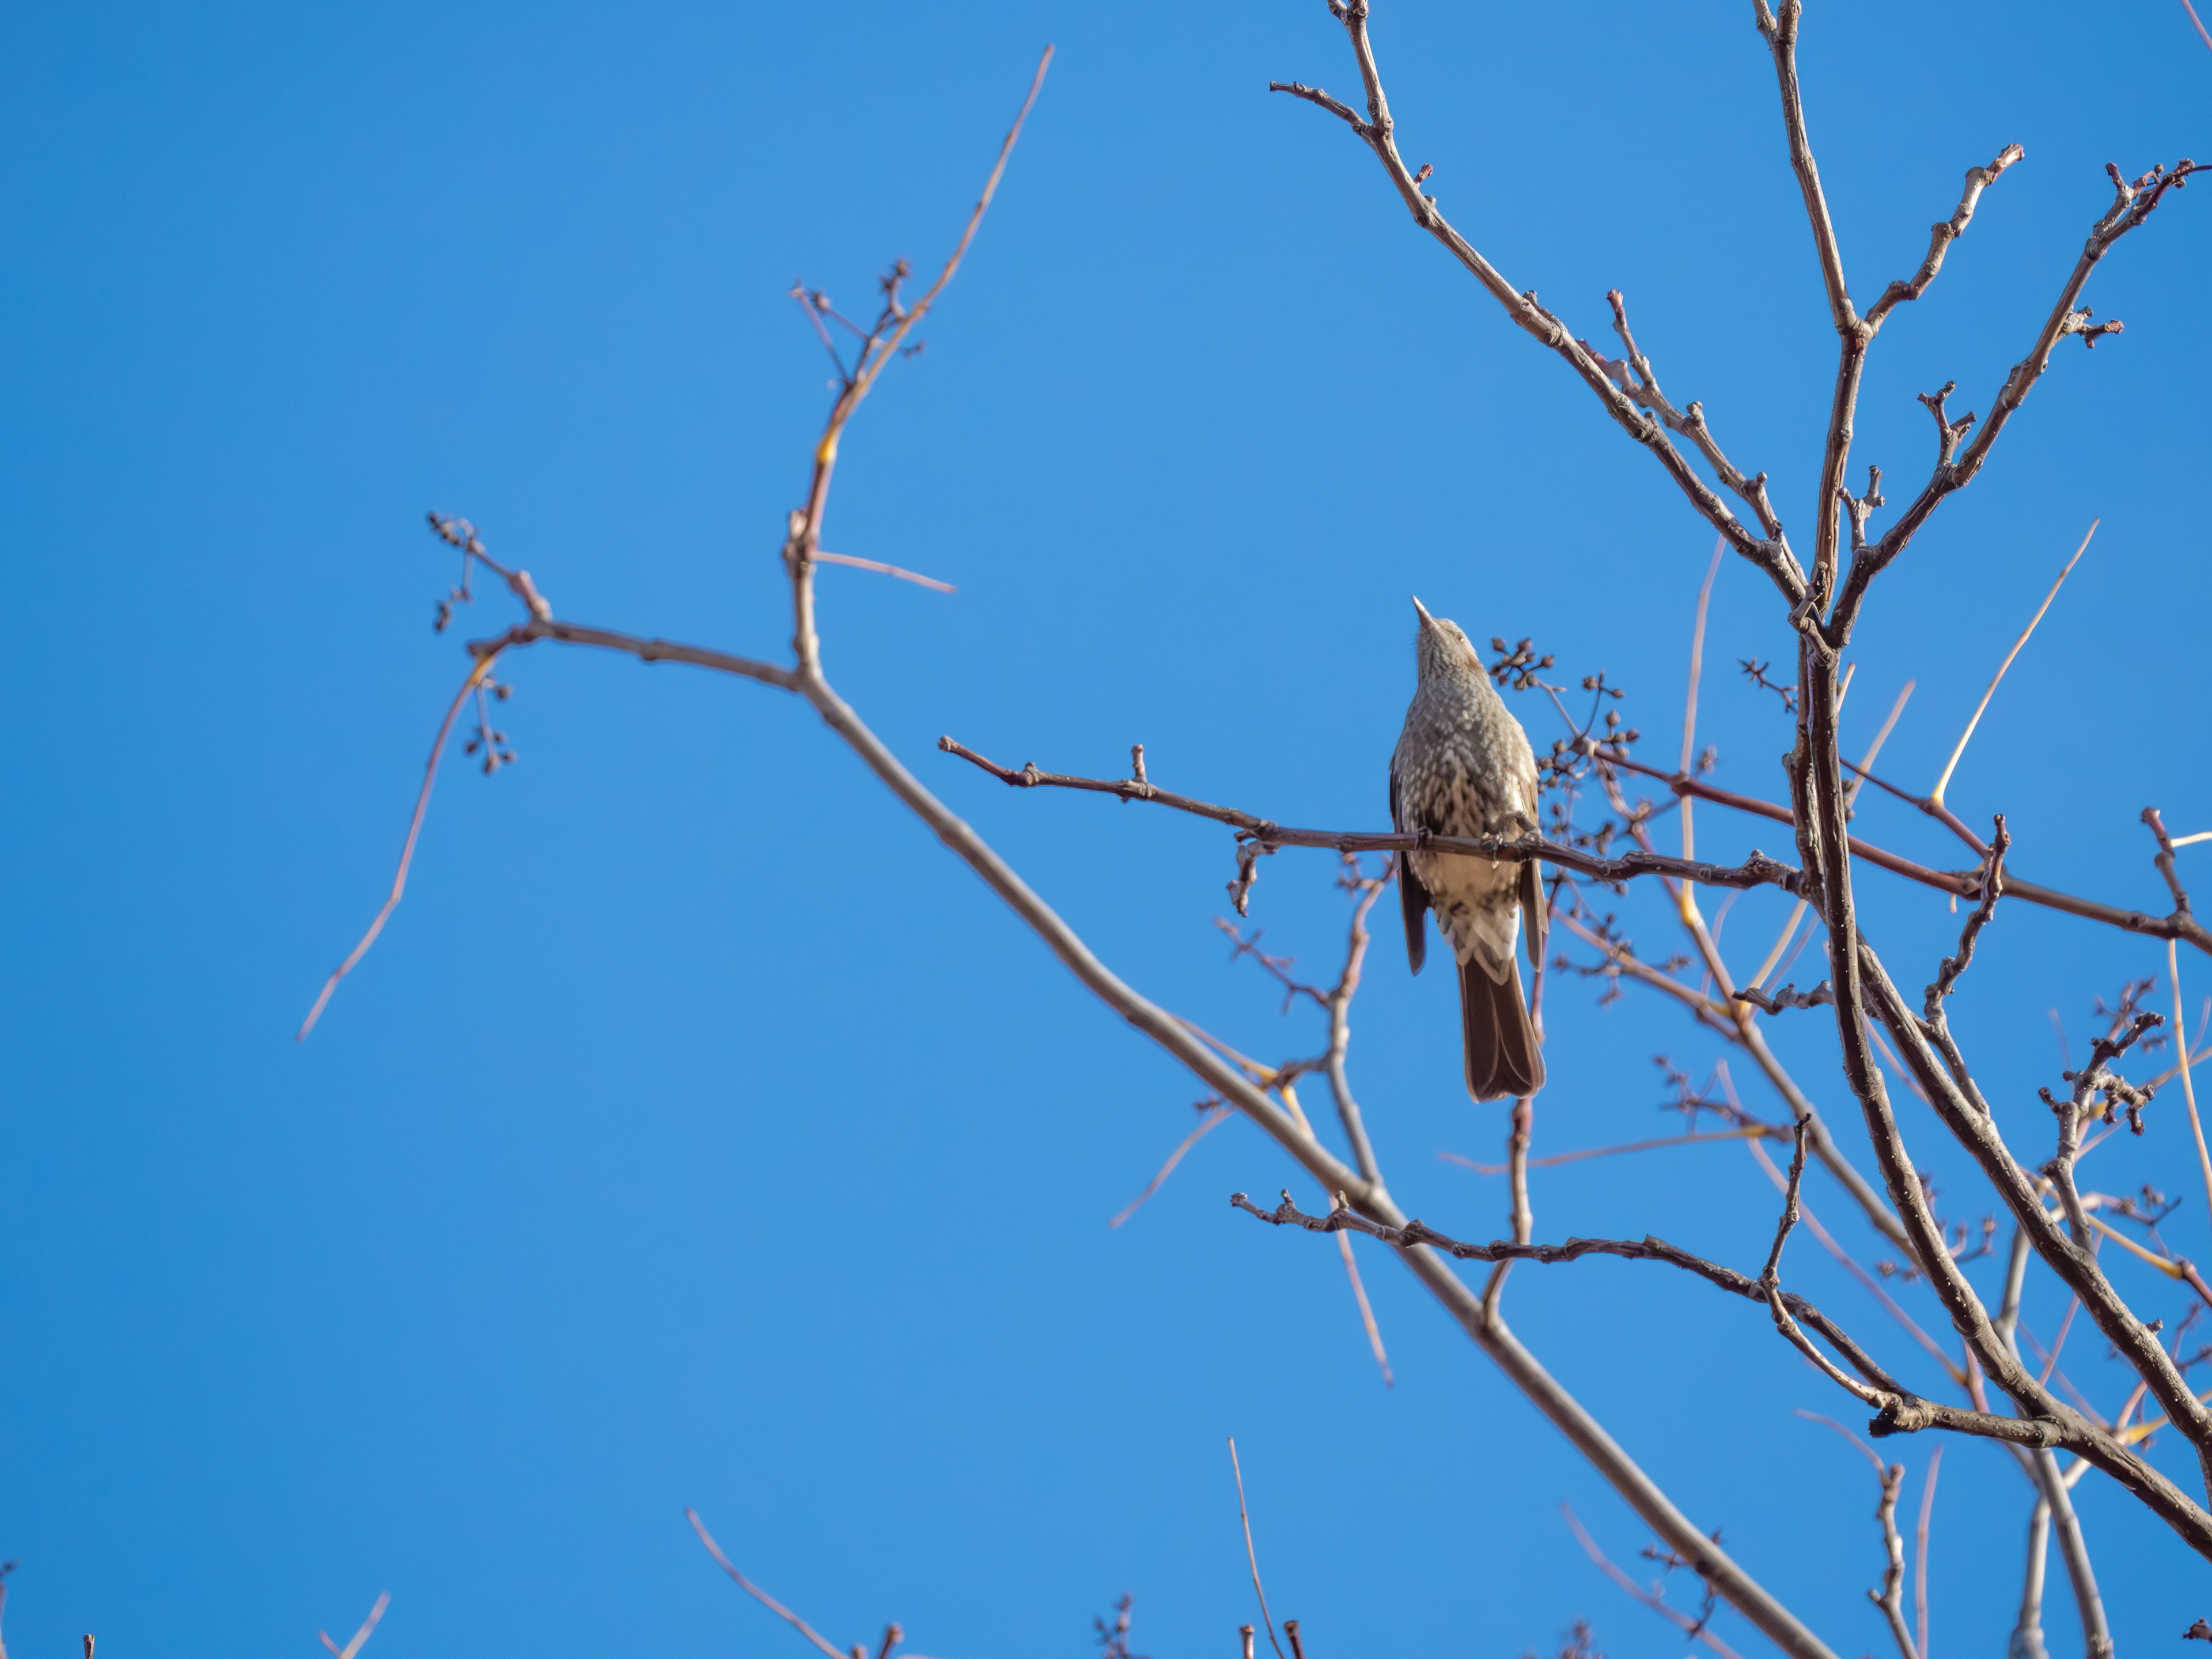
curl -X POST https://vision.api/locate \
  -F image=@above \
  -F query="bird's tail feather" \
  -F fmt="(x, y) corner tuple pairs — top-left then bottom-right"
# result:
(1459, 957), (1544, 1102)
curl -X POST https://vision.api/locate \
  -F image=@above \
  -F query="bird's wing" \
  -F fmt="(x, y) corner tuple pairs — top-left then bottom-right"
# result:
(1390, 764), (1429, 976)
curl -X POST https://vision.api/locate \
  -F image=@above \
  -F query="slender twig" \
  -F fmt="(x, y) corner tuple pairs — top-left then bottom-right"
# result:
(1271, 4), (1806, 603)
(2035, 1300), (2081, 1389)
(1929, 522), (2096, 807)
(1839, 759), (1988, 857)
(1440, 1126), (1777, 1175)
(1861, 1455), (1922, 1659)
(1915, 1446), (1942, 1659)
(1560, 1504), (1747, 1659)
(813, 551), (956, 592)
(1746, 1136), (1961, 1384)
(2173, 938), (2212, 1262)
(1866, 146), (2028, 328)
(1109, 1106), (1232, 1229)
(297, 652), (501, 1039)
(1596, 743), (2212, 959)
(317, 1594), (391, 1659)
(2031, 1452), (2113, 1659)
(1335, 1230), (1393, 1388)
(1832, 147), (2198, 643)
(1227, 1440), (1286, 1659)
(1679, 534), (1725, 865)
(1229, 1191), (2137, 1448)
(688, 1508), (851, 1659)
(1748, 680), (1911, 992)
(2184, 0), (2212, 52)
(2012, 1496), (2051, 1659)
(939, 737), (1803, 898)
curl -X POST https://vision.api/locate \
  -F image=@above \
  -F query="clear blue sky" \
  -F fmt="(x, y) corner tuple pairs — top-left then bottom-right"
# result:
(4, 2), (2209, 1654)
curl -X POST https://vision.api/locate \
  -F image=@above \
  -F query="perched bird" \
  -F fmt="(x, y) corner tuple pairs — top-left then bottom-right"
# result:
(1389, 596), (1546, 1100)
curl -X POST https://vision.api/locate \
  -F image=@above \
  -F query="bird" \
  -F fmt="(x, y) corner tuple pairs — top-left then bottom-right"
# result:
(1389, 595), (1546, 1100)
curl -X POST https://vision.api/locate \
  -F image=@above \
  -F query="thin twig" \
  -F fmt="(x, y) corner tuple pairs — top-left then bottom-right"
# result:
(317, 1593), (391, 1659)
(2173, 938), (2212, 1262)
(813, 551), (957, 593)
(1336, 1229), (1393, 1387)
(940, 737), (1804, 899)
(1868, 1459), (1922, 1659)
(297, 653), (500, 1039)
(2181, 0), (2212, 54)
(687, 1508), (850, 1659)
(1109, 1106), (1232, 1228)
(1680, 533), (1726, 864)
(1916, 1446), (1942, 1659)
(1929, 521), (2096, 806)
(1747, 1137), (1963, 1385)
(1560, 1503), (1746, 1659)
(1440, 1126), (1777, 1175)
(1226, 1440), (1286, 1659)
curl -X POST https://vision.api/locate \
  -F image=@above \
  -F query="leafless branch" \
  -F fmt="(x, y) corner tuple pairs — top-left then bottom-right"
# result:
(317, 1594), (391, 1659)
(938, 736), (1805, 899)
(812, 551), (956, 592)
(688, 1508), (852, 1659)
(1227, 1440), (1286, 1659)
(1560, 1504), (1746, 1659)
(1109, 1104), (1232, 1229)
(1593, 743), (2212, 960)
(1272, 3), (1808, 603)
(296, 653), (503, 1040)
(1866, 145), (2028, 327)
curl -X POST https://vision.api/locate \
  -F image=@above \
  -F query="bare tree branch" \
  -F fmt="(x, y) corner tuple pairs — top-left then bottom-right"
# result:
(1271, 4), (1808, 604)
(937, 736), (1805, 898)
(688, 1508), (852, 1659)
(1832, 164), (2198, 641)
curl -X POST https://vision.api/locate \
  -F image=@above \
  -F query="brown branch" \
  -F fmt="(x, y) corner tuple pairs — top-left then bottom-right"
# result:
(1560, 1504), (1747, 1659)
(1790, 616), (2192, 1554)
(1234, 1184), (2190, 1483)
(1832, 161), (2198, 641)
(2147, 807), (2196, 922)
(320, 41), (1859, 1659)
(1752, 2), (1854, 339)
(1838, 757), (1988, 856)
(782, 45), (1052, 673)
(1734, 980), (1834, 1016)
(938, 736), (1803, 897)
(1926, 815), (2008, 1017)
(1747, 1133), (1963, 1385)
(1868, 1460), (1921, 1659)
(1232, 1191), (2035, 1433)
(1596, 745), (2212, 960)
(1751, 0), (1861, 606)
(1865, 145), (2027, 327)
(1851, 942), (2212, 1552)
(1272, 3), (1807, 605)
(1594, 294), (1782, 539)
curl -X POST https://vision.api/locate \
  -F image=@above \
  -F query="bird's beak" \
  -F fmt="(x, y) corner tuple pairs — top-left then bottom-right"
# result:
(1411, 594), (1436, 630)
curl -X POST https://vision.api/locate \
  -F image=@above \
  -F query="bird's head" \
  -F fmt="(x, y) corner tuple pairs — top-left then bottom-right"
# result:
(1411, 595), (1485, 685)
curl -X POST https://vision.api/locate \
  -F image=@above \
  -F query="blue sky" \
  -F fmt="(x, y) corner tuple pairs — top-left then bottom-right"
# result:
(3, 2), (2209, 1655)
